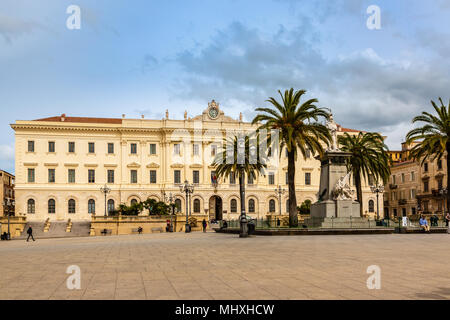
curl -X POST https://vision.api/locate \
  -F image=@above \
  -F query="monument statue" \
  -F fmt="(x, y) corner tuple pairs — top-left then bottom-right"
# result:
(332, 172), (354, 200)
(326, 114), (339, 151)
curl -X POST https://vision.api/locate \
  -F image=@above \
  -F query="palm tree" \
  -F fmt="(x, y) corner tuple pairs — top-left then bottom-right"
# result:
(406, 98), (450, 220)
(338, 132), (390, 217)
(212, 132), (267, 237)
(252, 88), (331, 227)
(143, 198), (157, 215)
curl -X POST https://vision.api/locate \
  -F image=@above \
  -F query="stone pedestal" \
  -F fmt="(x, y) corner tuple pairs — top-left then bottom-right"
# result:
(310, 151), (360, 224)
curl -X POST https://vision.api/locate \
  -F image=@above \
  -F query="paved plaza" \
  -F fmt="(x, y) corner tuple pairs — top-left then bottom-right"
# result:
(0, 232), (449, 300)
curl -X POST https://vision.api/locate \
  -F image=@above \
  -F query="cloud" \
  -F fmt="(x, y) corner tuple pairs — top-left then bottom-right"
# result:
(0, 14), (43, 43)
(174, 21), (450, 149)
(0, 144), (14, 163)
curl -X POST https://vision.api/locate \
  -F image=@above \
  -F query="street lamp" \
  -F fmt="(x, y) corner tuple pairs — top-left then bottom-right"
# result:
(3, 199), (14, 240)
(274, 185), (286, 216)
(168, 193), (175, 215)
(438, 188), (449, 232)
(179, 180), (194, 233)
(370, 184), (385, 221)
(100, 184), (111, 217)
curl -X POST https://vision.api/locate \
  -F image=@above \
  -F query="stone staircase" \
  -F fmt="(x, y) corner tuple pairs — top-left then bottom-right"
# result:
(70, 222), (91, 237)
(18, 221), (47, 239)
(17, 220), (91, 239)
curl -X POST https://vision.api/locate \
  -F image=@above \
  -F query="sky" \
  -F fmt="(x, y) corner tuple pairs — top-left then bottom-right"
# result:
(1, 0), (450, 174)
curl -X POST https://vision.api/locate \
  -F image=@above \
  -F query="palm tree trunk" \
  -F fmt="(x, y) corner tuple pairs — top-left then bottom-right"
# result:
(354, 172), (363, 217)
(446, 144), (450, 225)
(239, 166), (248, 237)
(288, 150), (298, 227)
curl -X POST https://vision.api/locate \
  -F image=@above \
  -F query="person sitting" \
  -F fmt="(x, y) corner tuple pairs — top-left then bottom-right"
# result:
(419, 215), (430, 232)
(222, 220), (228, 229)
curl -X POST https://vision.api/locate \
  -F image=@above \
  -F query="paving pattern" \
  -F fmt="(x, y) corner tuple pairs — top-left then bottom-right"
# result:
(0, 232), (449, 300)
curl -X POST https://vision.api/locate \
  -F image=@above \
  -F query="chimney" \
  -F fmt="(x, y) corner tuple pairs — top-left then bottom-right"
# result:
(122, 114), (126, 119)
(61, 114), (66, 122)
(141, 114), (145, 119)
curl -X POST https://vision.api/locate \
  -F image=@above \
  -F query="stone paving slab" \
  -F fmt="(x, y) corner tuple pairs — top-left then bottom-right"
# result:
(0, 232), (449, 300)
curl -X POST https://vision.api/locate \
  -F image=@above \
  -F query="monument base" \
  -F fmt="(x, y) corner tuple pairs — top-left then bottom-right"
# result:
(304, 217), (375, 229)
(310, 199), (360, 219)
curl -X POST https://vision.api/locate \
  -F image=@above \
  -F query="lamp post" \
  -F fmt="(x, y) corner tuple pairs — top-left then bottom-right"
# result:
(179, 180), (194, 233)
(3, 198), (16, 240)
(168, 193), (175, 215)
(438, 188), (448, 231)
(100, 184), (111, 217)
(274, 185), (286, 216)
(370, 184), (385, 221)
(3, 199), (14, 240)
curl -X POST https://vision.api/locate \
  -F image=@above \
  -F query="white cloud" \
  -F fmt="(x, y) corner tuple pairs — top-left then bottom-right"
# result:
(0, 144), (14, 161)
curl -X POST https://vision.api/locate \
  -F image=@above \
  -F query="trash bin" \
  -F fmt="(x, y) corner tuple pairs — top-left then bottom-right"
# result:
(248, 222), (255, 235)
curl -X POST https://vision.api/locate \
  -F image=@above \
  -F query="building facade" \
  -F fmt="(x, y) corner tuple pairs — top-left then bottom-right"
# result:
(385, 142), (447, 218)
(12, 101), (380, 222)
(0, 170), (15, 217)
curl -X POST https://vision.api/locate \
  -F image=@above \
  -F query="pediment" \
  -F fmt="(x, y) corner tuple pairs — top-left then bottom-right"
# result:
(127, 162), (141, 168)
(147, 162), (160, 168)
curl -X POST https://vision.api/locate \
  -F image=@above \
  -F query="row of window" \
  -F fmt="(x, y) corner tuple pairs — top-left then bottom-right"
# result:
(27, 168), (154, 184)
(27, 140), (312, 159)
(392, 171), (416, 184)
(27, 168), (312, 185)
(423, 160), (443, 172)
(27, 141), (158, 155)
(389, 189), (417, 201)
(27, 198), (115, 214)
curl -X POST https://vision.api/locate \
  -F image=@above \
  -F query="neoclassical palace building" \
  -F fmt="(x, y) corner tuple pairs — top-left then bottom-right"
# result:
(12, 101), (381, 222)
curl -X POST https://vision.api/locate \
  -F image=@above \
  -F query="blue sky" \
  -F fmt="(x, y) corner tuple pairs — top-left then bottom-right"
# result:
(1, 0), (450, 173)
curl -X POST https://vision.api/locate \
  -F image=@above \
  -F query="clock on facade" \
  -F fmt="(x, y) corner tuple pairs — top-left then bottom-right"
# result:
(209, 107), (219, 119)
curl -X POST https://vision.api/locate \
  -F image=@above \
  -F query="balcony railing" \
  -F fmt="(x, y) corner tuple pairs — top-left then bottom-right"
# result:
(389, 184), (398, 189)
(398, 199), (407, 205)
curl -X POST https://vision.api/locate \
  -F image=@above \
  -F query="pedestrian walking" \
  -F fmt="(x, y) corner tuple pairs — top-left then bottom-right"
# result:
(26, 226), (35, 242)
(202, 219), (207, 233)
(445, 212), (450, 227)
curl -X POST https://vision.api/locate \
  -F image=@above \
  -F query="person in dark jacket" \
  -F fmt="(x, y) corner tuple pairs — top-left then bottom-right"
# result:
(202, 219), (207, 233)
(26, 226), (35, 242)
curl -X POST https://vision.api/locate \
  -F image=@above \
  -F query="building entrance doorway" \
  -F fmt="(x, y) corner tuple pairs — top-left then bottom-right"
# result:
(209, 196), (223, 221)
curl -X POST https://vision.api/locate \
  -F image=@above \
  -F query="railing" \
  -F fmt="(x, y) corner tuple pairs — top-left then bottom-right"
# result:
(219, 216), (397, 229)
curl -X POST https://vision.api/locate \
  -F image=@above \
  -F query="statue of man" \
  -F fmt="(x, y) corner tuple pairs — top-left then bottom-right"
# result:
(326, 114), (339, 151)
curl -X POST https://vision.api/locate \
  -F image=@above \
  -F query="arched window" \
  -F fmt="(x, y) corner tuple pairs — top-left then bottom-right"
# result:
(286, 199), (290, 213)
(88, 199), (95, 214)
(230, 199), (237, 213)
(269, 199), (276, 213)
(27, 199), (35, 214)
(48, 199), (56, 214)
(68, 199), (76, 214)
(368, 200), (375, 213)
(131, 199), (138, 206)
(107, 199), (115, 215)
(175, 199), (182, 213)
(193, 199), (200, 213)
(248, 199), (255, 213)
